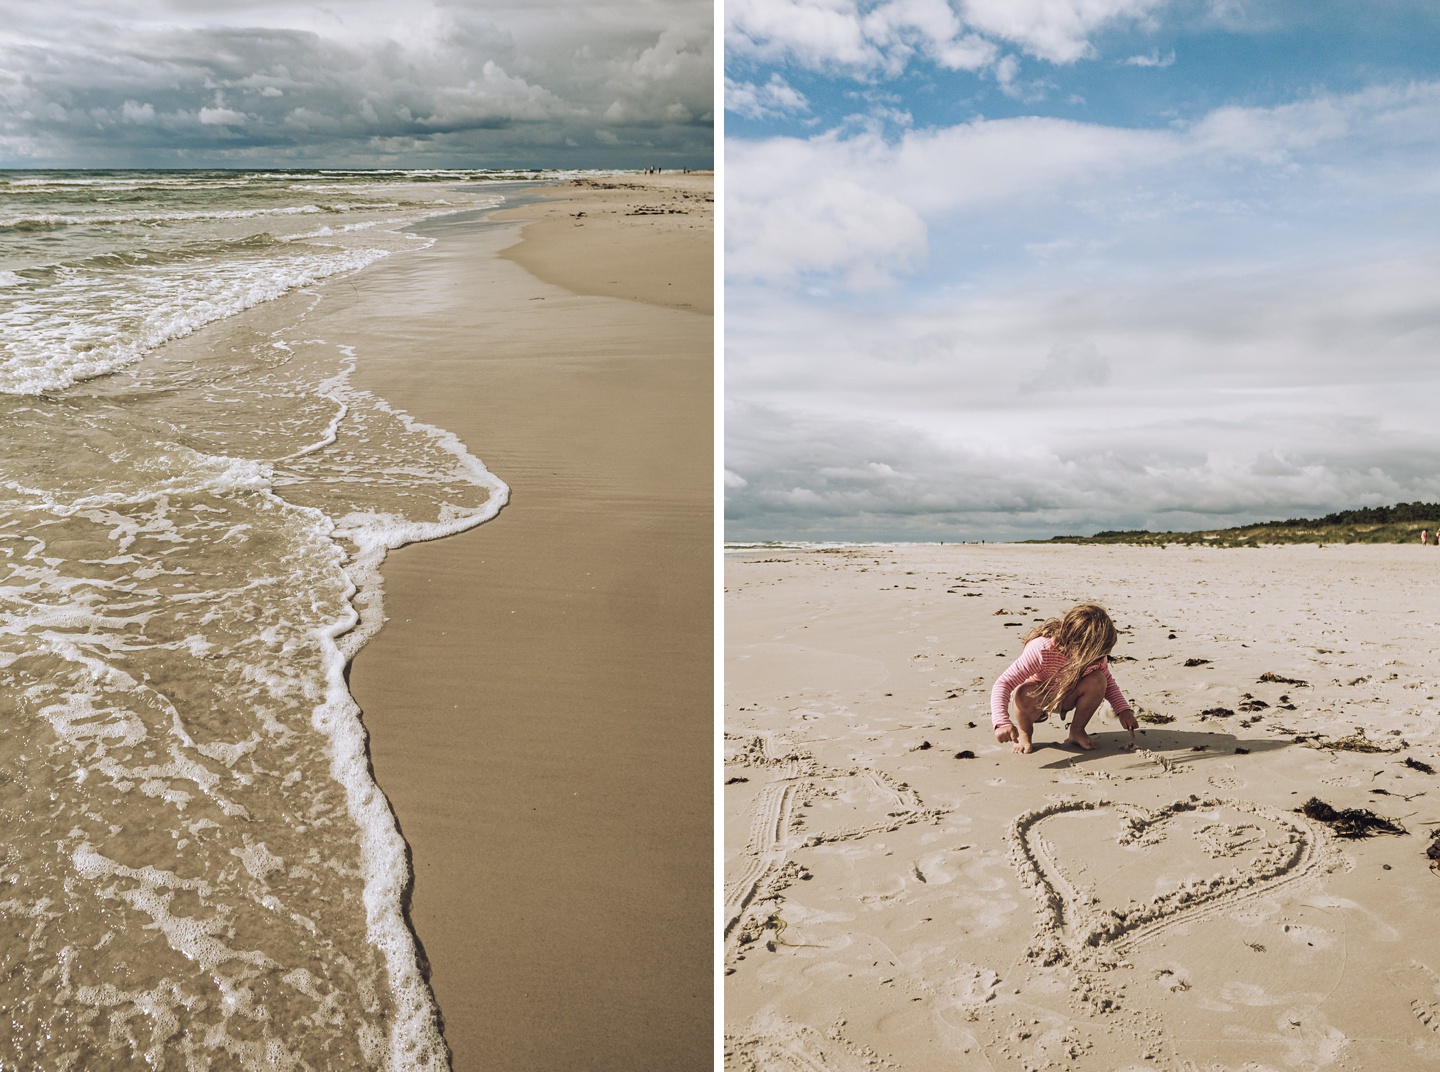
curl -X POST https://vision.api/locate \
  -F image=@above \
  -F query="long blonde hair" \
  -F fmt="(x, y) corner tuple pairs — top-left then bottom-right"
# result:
(1020, 603), (1118, 711)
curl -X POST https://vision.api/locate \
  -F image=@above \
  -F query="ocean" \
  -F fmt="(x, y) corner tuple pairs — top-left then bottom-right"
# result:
(0, 169), (554, 1069)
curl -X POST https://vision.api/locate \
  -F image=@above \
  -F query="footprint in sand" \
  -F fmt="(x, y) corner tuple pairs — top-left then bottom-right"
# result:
(1385, 961), (1440, 1034)
(944, 965), (1001, 1007)
(1207, 775), (1246, 791)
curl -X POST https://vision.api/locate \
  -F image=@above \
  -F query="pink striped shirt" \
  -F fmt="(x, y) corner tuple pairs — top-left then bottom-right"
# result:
(990, 636), (1131, 728)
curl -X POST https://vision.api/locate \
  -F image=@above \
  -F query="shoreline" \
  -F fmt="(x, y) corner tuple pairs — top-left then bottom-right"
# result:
(0, 176), (522, 1068)
(338, 176), (713, 1070)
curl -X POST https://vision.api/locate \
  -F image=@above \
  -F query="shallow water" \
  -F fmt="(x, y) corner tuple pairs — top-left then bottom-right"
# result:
(0, 170), (554, 1069)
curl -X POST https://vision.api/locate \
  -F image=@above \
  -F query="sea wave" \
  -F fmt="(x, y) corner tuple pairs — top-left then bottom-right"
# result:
(0, 245), (391, 395)
(0, 203), (401, 231)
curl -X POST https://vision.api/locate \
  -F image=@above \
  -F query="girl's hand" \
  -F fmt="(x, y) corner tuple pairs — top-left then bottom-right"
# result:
(1117, 708), (1138, 741)
(995, 724), (1018, 745)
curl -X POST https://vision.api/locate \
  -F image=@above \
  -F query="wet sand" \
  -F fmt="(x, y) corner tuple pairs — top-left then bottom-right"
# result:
(726, 542), (1440, 1072)
(332, 175), (712, 1070)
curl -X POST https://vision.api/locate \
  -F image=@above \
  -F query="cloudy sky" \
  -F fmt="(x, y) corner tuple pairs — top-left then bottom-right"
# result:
(725, 0), (1440, 541)
(0, 0), (711, 168)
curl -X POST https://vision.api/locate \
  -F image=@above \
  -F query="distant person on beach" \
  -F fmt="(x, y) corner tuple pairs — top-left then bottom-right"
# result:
(991, 603), (1138, 754)
(1423, 529), (1429, 545)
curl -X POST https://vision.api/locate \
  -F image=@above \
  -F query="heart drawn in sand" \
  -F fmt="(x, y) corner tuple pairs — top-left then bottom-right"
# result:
(1009, 797), (1330, 967)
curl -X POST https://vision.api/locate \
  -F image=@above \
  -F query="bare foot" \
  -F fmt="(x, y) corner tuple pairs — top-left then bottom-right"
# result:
(1012, 734), (1033, 754)
(1067, 730), (1096, 751)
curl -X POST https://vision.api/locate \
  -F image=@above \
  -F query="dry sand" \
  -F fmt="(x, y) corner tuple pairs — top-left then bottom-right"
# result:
(323, 175), (711, 1070)
(499, 173), (712, 314)
(725, 543), (1440, 1072)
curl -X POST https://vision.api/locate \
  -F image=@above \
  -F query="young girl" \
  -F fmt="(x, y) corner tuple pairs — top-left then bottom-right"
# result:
(991, 603), (1138, 754)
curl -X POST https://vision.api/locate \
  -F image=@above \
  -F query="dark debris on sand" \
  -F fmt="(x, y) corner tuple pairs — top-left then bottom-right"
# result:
(1259, 672), (1310, 686)
(954, 750), (976, 760)
(1183, 658), (1211, 667)
(1428, 830), (1440, 871)
(1298, 797), (1406, 838)
(1404, 756), (1436, 775)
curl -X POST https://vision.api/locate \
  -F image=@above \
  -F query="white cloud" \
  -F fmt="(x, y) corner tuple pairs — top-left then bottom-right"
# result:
(726, 0), (996, 78)
(725, 74), (810, 119)
(726, 82), (1440, 289)
(425, 61), (568, 126)
(993, 53), (1021, 91)
(725, 0), (1165, 81)
(1121, 48), (1174, 67)
(861, 0), (996, 72)
(726, 0), (879, 71)
(961, 0), (1165, 64)
(198, 106), (247, 125)
(727, 117), (1171, 286)
(727, 136), (929, 287)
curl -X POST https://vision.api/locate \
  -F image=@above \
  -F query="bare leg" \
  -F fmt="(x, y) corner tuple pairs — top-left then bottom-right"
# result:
(1011, 683), (1041, 754)
(1063, 672), (1106, 750)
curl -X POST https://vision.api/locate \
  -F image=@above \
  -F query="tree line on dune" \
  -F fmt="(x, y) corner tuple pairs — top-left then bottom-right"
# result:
(1041, 502), (1440, 545)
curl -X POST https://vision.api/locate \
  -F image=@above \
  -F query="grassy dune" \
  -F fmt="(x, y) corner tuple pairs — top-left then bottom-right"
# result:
(1035, 502), (1440, 547)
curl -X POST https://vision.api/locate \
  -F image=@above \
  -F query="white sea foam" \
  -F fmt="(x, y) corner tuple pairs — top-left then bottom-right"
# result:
(0, 204), (346, 229)
(0, 246), (390, 395)
(282, 344), (509, 1068)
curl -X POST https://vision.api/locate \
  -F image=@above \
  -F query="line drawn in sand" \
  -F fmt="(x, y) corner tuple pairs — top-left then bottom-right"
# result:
(1009, 796), (1334, 972)
(725, 1011), (895, 1072)
(722, 731), (947, 959)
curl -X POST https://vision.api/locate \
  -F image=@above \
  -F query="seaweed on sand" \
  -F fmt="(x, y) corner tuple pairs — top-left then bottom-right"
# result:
(1259, 672), (1309, 686)
(1298, 797), (1406, 838)
(1428, 830), (1440, 871)
(1318, 728), (1401, 754)
(1404, 756), (1436, 775)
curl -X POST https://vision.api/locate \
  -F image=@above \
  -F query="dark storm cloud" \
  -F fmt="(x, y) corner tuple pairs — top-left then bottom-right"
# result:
(724, 401), (1440, 542)
(0, 1), (712, 166)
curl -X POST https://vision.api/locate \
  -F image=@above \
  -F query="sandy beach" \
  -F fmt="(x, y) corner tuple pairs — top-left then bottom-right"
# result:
(325, 175), (712, 1070)
(725, 542), (1440, 1071)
